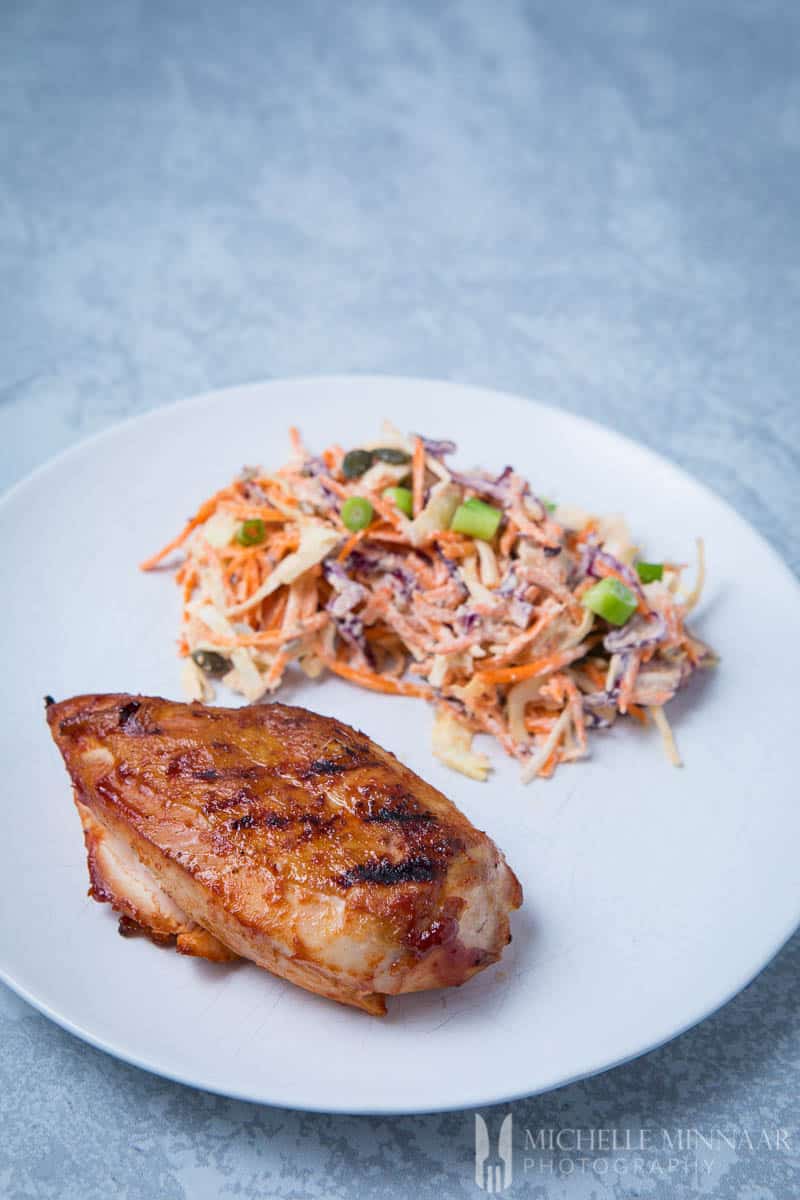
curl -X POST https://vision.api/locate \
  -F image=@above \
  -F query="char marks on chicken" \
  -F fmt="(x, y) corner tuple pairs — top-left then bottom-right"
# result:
(47, 694), (522, 1014)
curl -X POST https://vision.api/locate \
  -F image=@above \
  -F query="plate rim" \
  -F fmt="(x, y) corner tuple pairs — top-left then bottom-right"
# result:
(2, 915), (797, 1116)
(3, 371), (798, 598)
(3, 373), (799, 1115)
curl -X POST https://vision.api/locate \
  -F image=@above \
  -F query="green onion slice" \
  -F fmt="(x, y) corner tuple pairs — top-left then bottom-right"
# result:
(341, 496), (374, 532)
(383, 485), (413, 517)
(450, 496), (503, 541)
(636, 561), (664, 583)
(235, 518), (266, 546)
(581, 577), (637, 626)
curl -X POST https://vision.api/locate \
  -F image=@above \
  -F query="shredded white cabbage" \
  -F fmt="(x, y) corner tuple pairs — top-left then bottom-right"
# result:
(428, 650), (472, 689)
(520, 706), (572, 784)
(428, 655), (449, 689)
(651, 705), (682, 766)
(426, 454), (451, 483)
(553, 503), (592, 531)
(254, 478), (314, 522)
(299, 653), (325, 679)
(476, 540), (500, 588)
(506, 676), (543, 745)
(431, 709), (491, 781)
(359, 461), (409, 492)
(200, 511), (238, 549)
(188, 599), (236, 640)
(225, 647), (268, 702)
(181, 657), (214, 703)
(408, 482), (460, 545)
(459, 557), (496, 605)
(605, 652), (623, 693)
(683, 537), (706, 613)
(195, 563), (227, 612)
(225, 524), (339, 617)
(596, 513), (637, 564)
(642, 579), (673, 607)
(563, 608), (594, 648)
(362, 421), (413, 455)
(187, 600), (267, 701)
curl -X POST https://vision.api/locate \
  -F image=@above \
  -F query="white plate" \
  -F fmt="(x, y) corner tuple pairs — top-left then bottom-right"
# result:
(1, 377), (798, 1114)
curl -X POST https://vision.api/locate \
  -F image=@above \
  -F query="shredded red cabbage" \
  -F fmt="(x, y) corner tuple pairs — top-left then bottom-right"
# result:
(414, 435), (457, 458)
(604, 612), (667, 654)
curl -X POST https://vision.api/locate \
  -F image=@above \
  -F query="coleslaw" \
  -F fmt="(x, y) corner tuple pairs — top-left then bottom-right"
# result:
(142, 422), (715, 782)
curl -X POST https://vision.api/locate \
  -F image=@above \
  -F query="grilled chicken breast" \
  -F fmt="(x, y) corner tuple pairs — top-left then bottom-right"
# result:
(47, 694), (522, 1014)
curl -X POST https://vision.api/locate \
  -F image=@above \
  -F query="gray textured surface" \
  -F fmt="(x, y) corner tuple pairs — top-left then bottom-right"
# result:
(1, 1), (798, 1196)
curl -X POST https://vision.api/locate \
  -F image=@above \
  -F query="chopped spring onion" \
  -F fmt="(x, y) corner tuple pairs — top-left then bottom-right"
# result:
(383, 485), (413, 517)
(451, 496), (502, 542)
(341, 496), (374, 532)
(582, 577), (637, 626)
(373, 447), (410, 465)
(235, 518), (266, 546)
(541, 498), (557, 513)
(636, 561), (664, 583)
(342, 449), (374, 479)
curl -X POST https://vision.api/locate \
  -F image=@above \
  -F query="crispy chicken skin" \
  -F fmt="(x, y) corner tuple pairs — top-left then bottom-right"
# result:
(47, 694), (522, 1014)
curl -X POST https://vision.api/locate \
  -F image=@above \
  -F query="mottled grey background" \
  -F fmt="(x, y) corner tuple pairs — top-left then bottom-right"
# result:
(1, 1), (798, 1196)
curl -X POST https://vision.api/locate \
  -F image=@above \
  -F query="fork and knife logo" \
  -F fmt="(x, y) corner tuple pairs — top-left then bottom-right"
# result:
(474, 1113), (513, 1192)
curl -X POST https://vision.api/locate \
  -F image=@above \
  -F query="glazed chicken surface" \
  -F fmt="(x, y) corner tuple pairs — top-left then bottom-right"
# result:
(47, 694), (522, 1014)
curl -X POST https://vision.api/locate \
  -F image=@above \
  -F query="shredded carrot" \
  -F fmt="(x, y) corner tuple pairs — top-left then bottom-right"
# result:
(411, 436), (425, 517)
(477, 645), (587, 686)
(181, 569), (198, 605)
(221, 505), (288, 523)
(145, 423), (712, 783)
(500, 519), (519, 557)
(320, 654), (433, 698)
(534, 748), (560, 779)
(317, 475), (349, 500)
(261, 588), (288, 630)
(288, 426), (306, 458)
(583, 660), (608, 691)
(369, 493), (408, 532)
(575, 519), (597, 545)
(267, 531), (301, 558)
(363, 624), (394, 643)
(367, 529), (413, 545)
(431, 530), (476, 557)
(479, 607), (561, 669)
(139, 487), (236, 570)
(208, 613), (329, 649)
(336, 529), (367, 563)
(560, 674), (587, 753)
(524, 715), (557, 735)
(264, 649), (292, 689)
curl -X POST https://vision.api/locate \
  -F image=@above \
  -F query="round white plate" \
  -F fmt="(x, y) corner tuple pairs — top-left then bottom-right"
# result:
(1, 377), (798, 1114)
